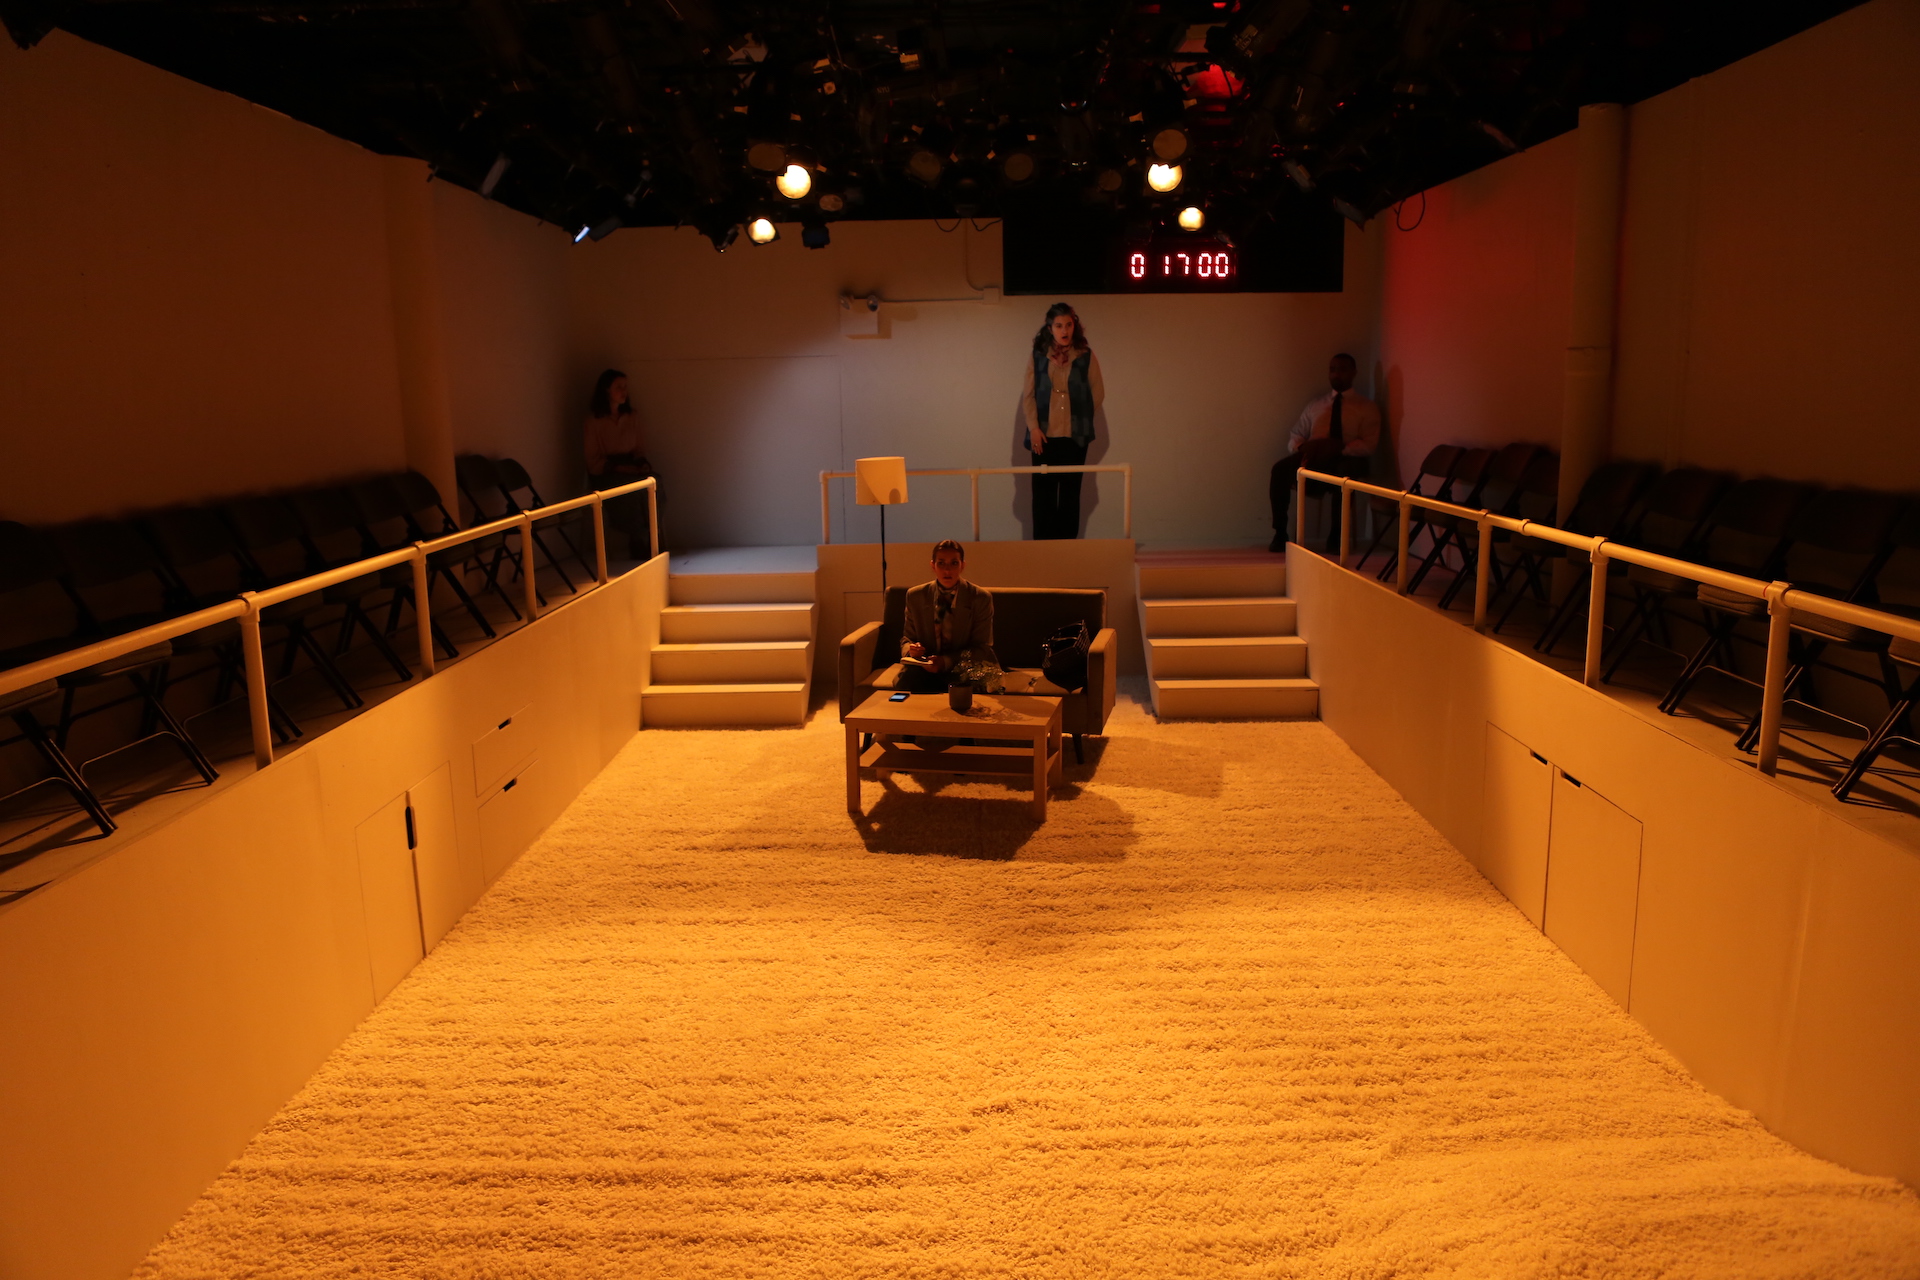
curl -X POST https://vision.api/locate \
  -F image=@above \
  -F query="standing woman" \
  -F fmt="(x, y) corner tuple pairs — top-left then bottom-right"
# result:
(584, 368), (658, 559)
(1021, 302), (1105, 540)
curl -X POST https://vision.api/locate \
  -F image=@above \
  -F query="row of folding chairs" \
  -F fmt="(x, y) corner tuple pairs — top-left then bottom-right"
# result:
(1357, 443), (1920, 800)
(0, 461), (573, 839)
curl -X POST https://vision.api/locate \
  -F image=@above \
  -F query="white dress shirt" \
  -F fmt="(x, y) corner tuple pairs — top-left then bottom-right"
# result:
(1287, 389), (1380, 458)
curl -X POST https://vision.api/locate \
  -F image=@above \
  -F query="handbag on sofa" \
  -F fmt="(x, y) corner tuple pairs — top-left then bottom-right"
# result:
(1040, 621), (1090, 693)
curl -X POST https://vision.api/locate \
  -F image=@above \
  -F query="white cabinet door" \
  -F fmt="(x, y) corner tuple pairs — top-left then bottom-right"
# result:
(354, 793), (423, 1003)
(1479, 723), (1554, 928)
(1545, 775), (1645, 1009)
(407, 763), (473, 952)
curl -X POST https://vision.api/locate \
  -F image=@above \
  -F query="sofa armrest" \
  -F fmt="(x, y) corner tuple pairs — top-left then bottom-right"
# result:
(1086, 626), (1117, 733)
(839, 621), (882, 721)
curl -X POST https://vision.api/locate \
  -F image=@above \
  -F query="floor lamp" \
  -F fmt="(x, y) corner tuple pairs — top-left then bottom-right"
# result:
(854, 456), (909, 595)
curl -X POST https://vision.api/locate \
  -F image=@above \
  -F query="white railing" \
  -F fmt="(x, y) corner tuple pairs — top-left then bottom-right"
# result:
(0, 477), (657, 772)
(818, 465), (1133, 543)
(1300, 467), (1920, 777)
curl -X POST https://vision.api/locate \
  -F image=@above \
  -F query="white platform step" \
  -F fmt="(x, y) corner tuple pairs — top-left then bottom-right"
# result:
(668, 570), (816, 605)
(660, 602), (815, 643)
(1141, 596), (1297, 638)
(1138, 563), (1287, 601)
(642, 683), (809, 727)
(651, 640), (812, 684)
(1151, 677), (1320, 720)
(1146, 635), (1308, 679)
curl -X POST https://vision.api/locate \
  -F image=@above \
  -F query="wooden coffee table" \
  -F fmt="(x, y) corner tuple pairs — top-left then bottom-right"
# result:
(845, 692), (1064, 820)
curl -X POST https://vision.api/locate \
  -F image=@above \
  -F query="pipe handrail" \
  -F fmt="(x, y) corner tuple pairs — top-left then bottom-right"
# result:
(819, 464), (1132, 542)
(1299, 466), (1920, 777)
(0, 599), (248, 702)
(1, 474), (661, 775)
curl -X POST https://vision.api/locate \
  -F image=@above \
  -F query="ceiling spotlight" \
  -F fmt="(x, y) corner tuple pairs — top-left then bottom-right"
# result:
(1178, 205), (1205, 230)
(573, 224), (592, 244)
(480, 152), (511, 198)
(1095, 168), (1124, 193)
(907, 149), (945, 186)
(1147, 162), (1183, 193)
(776, 164), (812, 199)
(1001, 151), (1037, 185)
(587, 215), (623, 242)
(819, 193), (846, 213)
(801, 222), (831, 249)
(747, 217), (779, 244)
(1150, 127), (1189, 162)
(1283, 160), (1314, 191)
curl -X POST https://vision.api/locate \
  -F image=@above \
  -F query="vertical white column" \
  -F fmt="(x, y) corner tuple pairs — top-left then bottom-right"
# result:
(1558, 103), (1628, 524)
(382, 157), (459, 511)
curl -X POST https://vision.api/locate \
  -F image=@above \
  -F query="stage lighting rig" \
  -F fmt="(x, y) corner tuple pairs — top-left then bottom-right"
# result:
(1147, 163), (1183, 193)
(1178, 205), (1206, 230)
(776, 164), (812, 198)
(747, 217), (779, 244)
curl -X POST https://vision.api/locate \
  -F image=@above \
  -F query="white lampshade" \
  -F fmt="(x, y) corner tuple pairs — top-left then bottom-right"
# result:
(854, 456), (909, 506)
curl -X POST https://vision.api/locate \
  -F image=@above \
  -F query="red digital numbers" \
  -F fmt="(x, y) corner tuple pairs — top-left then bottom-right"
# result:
(1131, 246), (1235, 285)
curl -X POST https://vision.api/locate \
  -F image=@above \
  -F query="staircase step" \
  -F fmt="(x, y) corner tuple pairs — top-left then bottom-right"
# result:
(660, 601), (815, 643)
(651, 640), (812, 684)
(1141, 596), (1296, 638)
(1146, 635), (1308, 679)
(1138, 562), (1287, 601)
(669, 570), (816, 605)
(1152, 677), (1320, 721)
(642, 682), (809, 727)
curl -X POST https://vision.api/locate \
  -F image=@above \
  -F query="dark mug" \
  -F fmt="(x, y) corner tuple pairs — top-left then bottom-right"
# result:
(947, 684), (974, 713)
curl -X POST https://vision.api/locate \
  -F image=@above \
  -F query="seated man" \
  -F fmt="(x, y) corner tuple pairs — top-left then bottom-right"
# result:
(1269, 352), (1380, 553)
(900, 539), (993, 693)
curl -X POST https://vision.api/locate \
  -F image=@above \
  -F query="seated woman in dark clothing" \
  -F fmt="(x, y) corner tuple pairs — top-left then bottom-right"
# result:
(898, 539), (993, 693)
(584, 368), (658, 560)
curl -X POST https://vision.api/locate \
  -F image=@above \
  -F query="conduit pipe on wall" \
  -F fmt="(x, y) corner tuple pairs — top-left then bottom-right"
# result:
(1558, 103), (1627, 520)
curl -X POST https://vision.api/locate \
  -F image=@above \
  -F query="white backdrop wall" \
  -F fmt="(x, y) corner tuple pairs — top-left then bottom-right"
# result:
(567, 219), (1383, 549)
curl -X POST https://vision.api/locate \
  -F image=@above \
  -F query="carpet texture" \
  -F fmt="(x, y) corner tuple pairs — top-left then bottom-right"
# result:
(135, 699), (1920, 1278)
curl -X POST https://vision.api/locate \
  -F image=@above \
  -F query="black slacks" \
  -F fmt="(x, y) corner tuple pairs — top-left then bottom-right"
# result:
(1032, 436), (1088, 540)
(1270, 449), (1367, 539)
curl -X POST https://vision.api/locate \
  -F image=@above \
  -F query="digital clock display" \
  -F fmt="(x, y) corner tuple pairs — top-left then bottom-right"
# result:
(1127, 248), (1237, 283)
(1115, 234), (1242, 291)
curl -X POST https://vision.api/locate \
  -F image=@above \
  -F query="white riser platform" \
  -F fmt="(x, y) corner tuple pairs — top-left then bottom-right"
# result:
(660, 602), (815, 644)
(1138, 562), (1286, 600)
(651, 640), (812, 684)
(1146, 635), (1308, 679)
(1153, 678), (1320, 720)
(642, 683), (810, 727)
(1141, 597), (1297, 639)
(668, 571), (817, 605)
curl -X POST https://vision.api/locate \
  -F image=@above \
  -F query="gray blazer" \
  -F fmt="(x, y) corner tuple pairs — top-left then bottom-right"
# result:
(902, 579), (994, 664)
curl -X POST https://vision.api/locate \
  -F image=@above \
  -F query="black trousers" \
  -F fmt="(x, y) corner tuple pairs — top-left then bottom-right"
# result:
(589, 460), (656, 560)
(1032, 436), (1088, 540)
(1270, 450), (1368, 540)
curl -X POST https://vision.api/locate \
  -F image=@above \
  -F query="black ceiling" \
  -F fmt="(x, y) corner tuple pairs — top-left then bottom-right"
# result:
(3, 0), (1860, 248)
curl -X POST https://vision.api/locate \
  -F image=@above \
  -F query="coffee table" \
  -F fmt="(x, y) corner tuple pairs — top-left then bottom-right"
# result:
(845, 691), (1064, 820)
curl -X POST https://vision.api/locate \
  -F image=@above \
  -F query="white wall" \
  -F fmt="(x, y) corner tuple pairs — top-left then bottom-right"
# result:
(0, 558), (666, 1280)
(568, 219), (1383, 549)
(1292, 550), (1920, 1190)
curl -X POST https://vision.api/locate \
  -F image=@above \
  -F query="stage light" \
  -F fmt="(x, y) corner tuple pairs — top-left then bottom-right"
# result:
(801, 222), (831, 249)
(747, 217), (778, 244)
(1151, 127), (1189, 162)
(819, 193), (846, 213)
(1147, 162), (1183, 192)
(1001, 151), (1036, 185)
(776, 164), (812, 199)
(1178, 205), (1205, 230)
(587, 215), (623, 242)
(747, 141), (787, 173)
(480, 153), (510, 198)
(907, 149), (944, 186)
(573, 224), (592, 243)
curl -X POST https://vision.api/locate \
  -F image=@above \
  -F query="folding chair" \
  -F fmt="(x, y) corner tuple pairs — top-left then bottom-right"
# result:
(1355, 444), (1460, 573)
(1568, 468), (1731, 663)
(495, 457), (597, 580)
(1378, 446), (1491, 584)
(1439, 449), (1558, 612)
(457, 454), (577, 595)
(1722, 494), (1912, 754)
(1492, 459), (1658, 636)
(350, 473), (510, 661)
(220, 496), (365, 711)
(1406, 443), (1535, 596)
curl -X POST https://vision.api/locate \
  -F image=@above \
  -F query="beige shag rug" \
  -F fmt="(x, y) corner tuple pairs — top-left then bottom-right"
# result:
(135, 698), (1920, 1279)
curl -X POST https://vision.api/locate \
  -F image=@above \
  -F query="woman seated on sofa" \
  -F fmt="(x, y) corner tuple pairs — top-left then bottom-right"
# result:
(899, 539), (994, 693)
